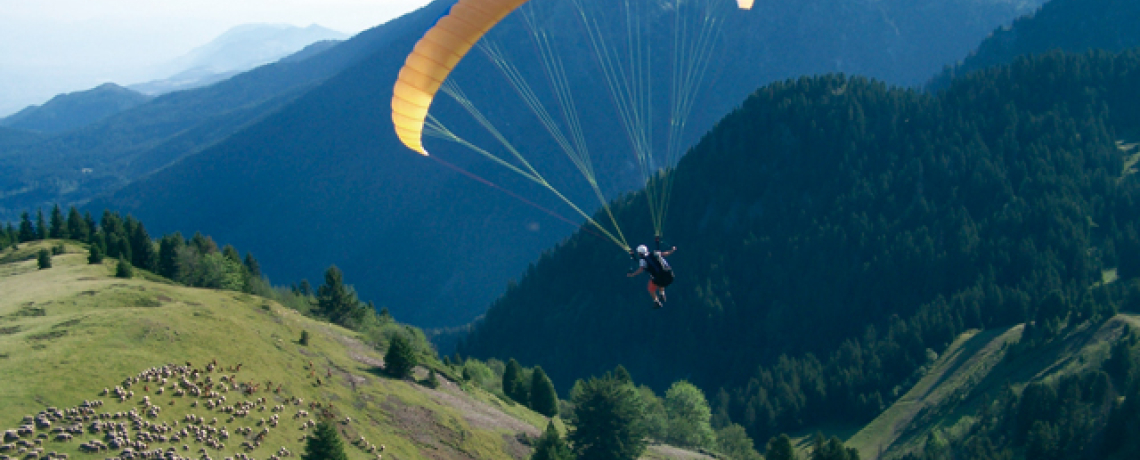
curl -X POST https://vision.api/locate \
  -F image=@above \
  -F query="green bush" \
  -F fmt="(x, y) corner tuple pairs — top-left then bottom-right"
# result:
(115, 256), (133, 278)
(88, 245), (104, 264)
(384, 333), (417, 379)
(37, 249), (51, 270)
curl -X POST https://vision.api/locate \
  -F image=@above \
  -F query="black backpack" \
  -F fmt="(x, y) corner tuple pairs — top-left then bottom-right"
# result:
(644, 251), (674, 286)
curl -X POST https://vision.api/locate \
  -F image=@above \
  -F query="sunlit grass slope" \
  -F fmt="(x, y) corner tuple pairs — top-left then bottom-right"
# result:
(846, 314), (1140, 459)
(0, 241), (547, 460)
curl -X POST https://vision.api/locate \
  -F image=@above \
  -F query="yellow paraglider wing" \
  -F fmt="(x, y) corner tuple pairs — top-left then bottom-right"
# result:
(737, 0), (754, 10)
(391, 0), (531, 155)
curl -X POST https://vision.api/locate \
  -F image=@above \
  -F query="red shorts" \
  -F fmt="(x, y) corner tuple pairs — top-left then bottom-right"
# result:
(647, 279), (663, 293)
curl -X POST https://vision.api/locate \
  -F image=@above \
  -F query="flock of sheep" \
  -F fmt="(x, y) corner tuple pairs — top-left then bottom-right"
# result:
(1, 361), (386, 460)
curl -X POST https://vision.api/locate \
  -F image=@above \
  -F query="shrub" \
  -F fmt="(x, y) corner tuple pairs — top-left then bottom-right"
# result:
(37, 249), (51, 270)
(115, 256), (133, 278)
(384, 333), (417, 379)
(88, 245), (104, 264)
(299, 330), (310, 346)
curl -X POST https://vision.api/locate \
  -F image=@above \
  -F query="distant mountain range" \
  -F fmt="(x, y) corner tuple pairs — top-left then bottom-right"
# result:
(69, 0), (1045, 329)
(0, 83), (151, 133)
(129, 24), (347, 96)
(0, 24), (347, 136)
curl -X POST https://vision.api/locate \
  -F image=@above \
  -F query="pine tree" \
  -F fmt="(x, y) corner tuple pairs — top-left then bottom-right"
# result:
(568, 376), (648, 460)
(244, 253), (261, 277)
(612, 365), (633, 385)
(222, 245), (241, 263)
(66, 206), (88, 242)
(127, 217), (157, 271)
(189, 232), (217, 254)
(384, 333), (417, 379)
(301, 420), (348, 460)
(18, 212), (35, 242)
(318, 266), (364, 327)
(49, 205), (66, 239)
(530, 420), (573, 460)
(35, 209), (47, 240)
(503, 359), (529, 405)
(83, 212), (97, 242)
(37, 249), (51, 270)
(530, 366), (559, 417)
(158, 233), (185, 280)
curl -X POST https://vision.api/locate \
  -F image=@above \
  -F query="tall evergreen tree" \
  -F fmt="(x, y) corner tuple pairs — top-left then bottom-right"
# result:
(189, 232), (218, 254)
(530, 421), (573, 460)
(83, 212), (97, 241)
(612, 365), (633, 385)
(35, 209), (47, 240)
(568, 376), (648, 460)
(222, 244), (241, 263)
(158, 233), (185, 280)
(503, 358), (529, 405)
(318, 265), (364, 326)
(301, 420), (348, 460)
(127, 217), (157, 271)
(66, 206), (89, 242)
(244, 252), (262, 277)
(18, 212), (35, 242)
(49, 204), (66, 239)
(530, 366), (559, 417)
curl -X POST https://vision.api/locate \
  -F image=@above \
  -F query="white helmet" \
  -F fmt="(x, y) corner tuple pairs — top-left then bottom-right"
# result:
(636, 245), (649, 256)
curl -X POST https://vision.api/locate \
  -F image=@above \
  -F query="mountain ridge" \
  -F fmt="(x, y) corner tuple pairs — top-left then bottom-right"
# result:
(0, 83), (151, 134)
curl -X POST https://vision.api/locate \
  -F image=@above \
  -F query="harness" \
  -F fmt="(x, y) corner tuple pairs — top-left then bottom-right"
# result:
(643, 251), (674, 287)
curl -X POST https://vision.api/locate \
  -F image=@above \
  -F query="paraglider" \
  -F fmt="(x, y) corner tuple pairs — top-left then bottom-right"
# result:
(627, 242), (677, 309)
(391, 1), (747, 303)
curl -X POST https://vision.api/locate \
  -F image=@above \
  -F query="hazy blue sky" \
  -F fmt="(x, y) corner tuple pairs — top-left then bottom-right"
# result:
(0, 0), (434, 116)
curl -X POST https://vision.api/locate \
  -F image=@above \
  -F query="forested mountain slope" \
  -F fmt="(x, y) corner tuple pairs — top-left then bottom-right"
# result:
(927, 0), (1140, 90)
(88, 0), (1044, 328)
(459, 49), (1140, 445)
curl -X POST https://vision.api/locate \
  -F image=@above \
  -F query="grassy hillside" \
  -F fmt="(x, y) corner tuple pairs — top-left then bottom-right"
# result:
(0, 240), (551, 460)
(0, 240), (713, 460)
(846, 314), (1140, 459)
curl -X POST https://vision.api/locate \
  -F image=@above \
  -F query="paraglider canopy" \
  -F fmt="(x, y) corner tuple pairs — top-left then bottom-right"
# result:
(391, 0), (752, 156)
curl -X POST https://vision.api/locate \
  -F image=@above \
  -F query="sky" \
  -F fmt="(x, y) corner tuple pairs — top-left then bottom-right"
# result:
(0, 0), (435, 116)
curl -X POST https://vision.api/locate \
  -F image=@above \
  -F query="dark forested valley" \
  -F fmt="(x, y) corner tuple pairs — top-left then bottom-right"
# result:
(459, 49), (1140, 454)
